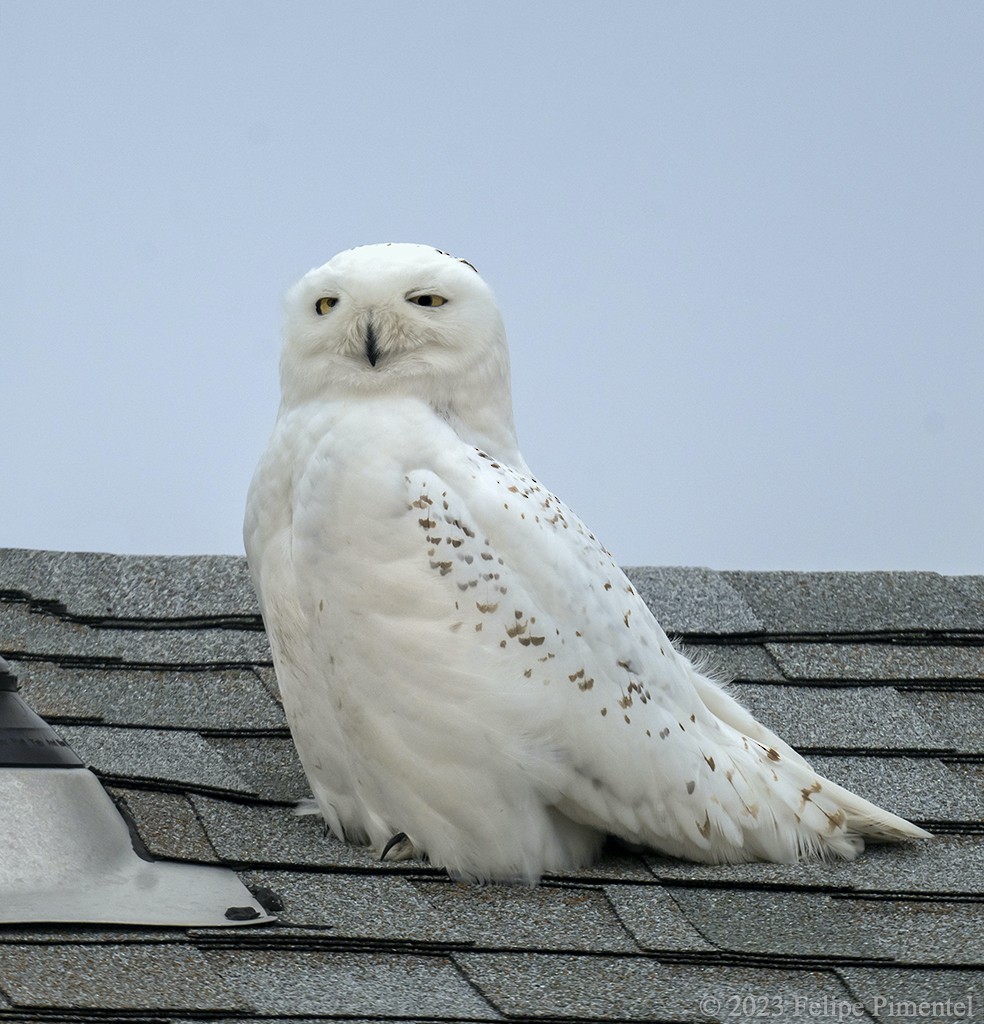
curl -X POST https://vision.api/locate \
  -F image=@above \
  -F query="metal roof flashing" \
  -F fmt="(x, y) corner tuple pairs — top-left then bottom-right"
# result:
(0, 686), (85, 768)
(0, 657), (275, 928)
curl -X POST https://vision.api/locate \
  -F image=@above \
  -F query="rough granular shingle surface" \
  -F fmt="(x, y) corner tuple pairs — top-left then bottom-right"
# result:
(240, 870), (469, 943)
(1, 547), (981, 1022)
(211, 950), (496, 1019)
(736, 683), (943, 752)
(603, 885), (718, 953)
(54, 724), (254, 795)
(766, 641), (984, 682)
(107, 787), (220, 863)
(625, 566), (763, 635)
(412, 880), (638, 952)
(837, 968), (984, 1022)
(15, 661), (285, 730)
(0, 943), (251, 1013)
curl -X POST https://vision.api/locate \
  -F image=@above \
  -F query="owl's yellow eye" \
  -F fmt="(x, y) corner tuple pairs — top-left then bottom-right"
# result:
(315, 296), (338, 315)
(408, 294), (447, 308)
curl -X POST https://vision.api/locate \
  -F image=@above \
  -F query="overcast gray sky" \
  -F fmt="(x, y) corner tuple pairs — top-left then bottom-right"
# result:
(3, 2), (982, 573)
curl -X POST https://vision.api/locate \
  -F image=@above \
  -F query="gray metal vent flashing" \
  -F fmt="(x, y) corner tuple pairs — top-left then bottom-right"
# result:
(0, 686), (85, 767)
(0, 657), (16, 691)
(0, 657), (275, 927)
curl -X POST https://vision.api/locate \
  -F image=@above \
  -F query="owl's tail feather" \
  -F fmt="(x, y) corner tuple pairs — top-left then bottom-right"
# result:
(696, 754), (930, 866)
(810, 773), (933, 843)
(734, 751), (934, 866)
(689, 669), (931, 857)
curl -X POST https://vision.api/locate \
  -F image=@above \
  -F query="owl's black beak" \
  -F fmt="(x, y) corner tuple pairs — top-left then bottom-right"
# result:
(365, 320), (379, 367)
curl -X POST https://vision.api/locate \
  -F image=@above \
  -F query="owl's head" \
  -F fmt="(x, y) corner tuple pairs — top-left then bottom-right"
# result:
(281, 243), (505, 398)
(279, 242), (525, 467)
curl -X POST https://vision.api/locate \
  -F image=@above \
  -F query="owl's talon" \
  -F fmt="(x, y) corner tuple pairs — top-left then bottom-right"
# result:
(380, 831), (410, 860)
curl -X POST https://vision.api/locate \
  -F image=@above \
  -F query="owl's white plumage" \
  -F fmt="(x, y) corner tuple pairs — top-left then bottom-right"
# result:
(245, 243), (929, 882)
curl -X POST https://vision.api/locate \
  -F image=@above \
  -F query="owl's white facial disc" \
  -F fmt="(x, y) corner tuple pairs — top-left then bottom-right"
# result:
(280, 243), (507, 410)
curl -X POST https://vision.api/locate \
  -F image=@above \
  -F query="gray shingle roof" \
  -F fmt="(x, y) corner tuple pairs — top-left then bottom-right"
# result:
(1, 546), (982, 1022)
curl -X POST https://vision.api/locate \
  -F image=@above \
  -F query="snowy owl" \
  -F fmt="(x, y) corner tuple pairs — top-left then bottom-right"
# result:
(244, 242), (929, 882)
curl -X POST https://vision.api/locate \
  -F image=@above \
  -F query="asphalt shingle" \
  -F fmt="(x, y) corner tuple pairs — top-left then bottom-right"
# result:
(684, 642), (787, 682)
(1, 599), (270, 665)
(455, 953), (857, 1023)
(648, 835), (984, 897)
(766, 642), (984, 682)
(253, 664), (283, 703)
(107, 787), (220, 863)
(904, 692), (984, 754)
(603, 884), (718, 954)
(205, 736), (308, 802)
(12, 659), (285, 730)
(837, 967), (983, 1022)
(0, 548), (258, 621)
(455, 951), (670, 1021)
(626, 566), (763, 635)
(240, 870), (469, 943)
(57, 725), (255, 795)
(191, 798), (332, 867)
(943, 762), (984, 818)
(722, 571), (984, 635)
(732, 685), (938, 752)
(0, 943), (250, 1013)
(210, 949), (498, 1020)
(670, 888), (984, 965)
(413, 880), (638, 952)
(808, 755), (983, 824)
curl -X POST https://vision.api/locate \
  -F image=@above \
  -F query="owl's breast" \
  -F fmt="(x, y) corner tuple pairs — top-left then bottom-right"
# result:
(248, 397), (485, 673)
